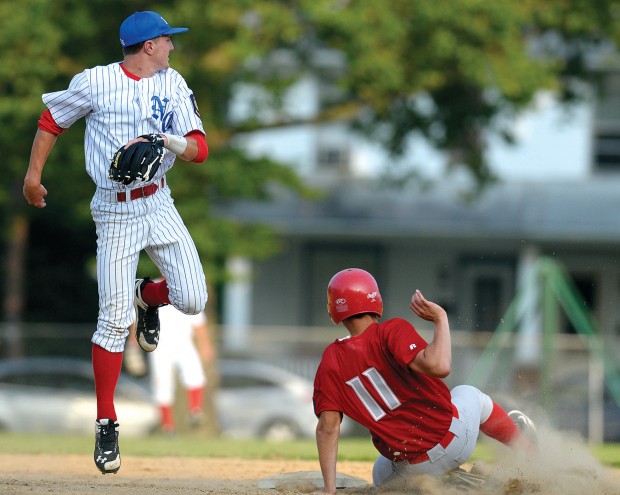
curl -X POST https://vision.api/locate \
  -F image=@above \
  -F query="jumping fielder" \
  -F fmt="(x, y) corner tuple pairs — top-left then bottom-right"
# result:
(148, 306), (213, 434)
(23, 11), (208, 474)
(312, 269), (537, 494)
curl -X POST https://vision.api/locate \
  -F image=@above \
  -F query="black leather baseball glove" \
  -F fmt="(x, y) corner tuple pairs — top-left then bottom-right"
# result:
(108, 139), (164, 185)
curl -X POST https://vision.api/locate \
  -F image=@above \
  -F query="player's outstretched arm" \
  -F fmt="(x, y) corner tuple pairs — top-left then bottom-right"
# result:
(314, 410), (341, 495)
(408, 290), (452, 377)
(23, 129), (57, 208)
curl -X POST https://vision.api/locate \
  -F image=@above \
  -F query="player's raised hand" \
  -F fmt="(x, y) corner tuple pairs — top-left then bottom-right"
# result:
(23, 181), (48, 208)
(410, 289), (447, 323)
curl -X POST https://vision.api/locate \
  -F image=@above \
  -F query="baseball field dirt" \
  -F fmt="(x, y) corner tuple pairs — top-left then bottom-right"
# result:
(0, 451), (618, 495)
(1, 429), (619, 495)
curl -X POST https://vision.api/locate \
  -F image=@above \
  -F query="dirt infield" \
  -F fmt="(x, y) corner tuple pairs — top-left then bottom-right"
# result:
(0, 452), (619, 495)
(0, 454), (371, 494)
(1, 428), (620, 495)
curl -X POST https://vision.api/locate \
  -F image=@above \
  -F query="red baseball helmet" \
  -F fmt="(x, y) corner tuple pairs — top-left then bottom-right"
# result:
(327, 268), (383, 325)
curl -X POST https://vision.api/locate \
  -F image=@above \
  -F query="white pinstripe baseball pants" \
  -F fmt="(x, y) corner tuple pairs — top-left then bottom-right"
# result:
(90, 182), (208, 352)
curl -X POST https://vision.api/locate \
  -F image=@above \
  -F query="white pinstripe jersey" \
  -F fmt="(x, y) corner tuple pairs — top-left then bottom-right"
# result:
(42, 62), (204, 189)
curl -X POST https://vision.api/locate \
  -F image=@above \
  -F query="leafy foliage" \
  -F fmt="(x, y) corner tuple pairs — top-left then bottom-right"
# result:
(176, 0), (620, 183)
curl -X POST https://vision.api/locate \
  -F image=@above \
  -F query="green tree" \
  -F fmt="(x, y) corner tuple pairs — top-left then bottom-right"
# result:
(177, 0), (620, 185)
(1, 0), (97, 354)
(3, 0), (620, 346)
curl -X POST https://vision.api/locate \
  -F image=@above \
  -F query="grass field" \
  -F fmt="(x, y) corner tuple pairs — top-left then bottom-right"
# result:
(0, 432), (618, 468)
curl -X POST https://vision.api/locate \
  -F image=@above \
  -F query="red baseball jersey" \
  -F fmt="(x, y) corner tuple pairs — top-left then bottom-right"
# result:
(313, 318), (453, 462)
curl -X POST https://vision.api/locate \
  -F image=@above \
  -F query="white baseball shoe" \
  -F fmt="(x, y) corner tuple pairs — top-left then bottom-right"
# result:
(508, 409), (538, 447)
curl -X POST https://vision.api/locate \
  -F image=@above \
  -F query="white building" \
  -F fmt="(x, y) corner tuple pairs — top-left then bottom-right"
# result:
(216, 60), (620, 440)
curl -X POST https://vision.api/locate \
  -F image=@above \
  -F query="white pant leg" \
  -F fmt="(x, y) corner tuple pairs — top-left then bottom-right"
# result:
(91, 194), (148, 352)
(149, 349), (176, 405)
(145, 189), (208, 315)
(176, 340), (206, 390)
(372, 454), (395, 485)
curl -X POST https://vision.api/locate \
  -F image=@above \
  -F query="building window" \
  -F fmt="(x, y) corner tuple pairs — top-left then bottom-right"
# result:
(473, 276), (504, 332)
(317, 145), (350, 172)
(594, 131), (620, 169)
(593, 72), (620, 171)
(563, 274), (596, 334)
(458, 259), (515, 332)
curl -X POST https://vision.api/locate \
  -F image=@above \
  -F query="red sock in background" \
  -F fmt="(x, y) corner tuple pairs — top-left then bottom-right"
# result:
(187, 387), (204, 414)
(479, 402), (521, 446)
(159, 405), (175, 432)
(92, 344), (123, 421)
(141, 279), (170, 306)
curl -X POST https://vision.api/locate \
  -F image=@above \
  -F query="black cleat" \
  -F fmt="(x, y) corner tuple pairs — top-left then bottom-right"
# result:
(134, 278), (160, 352)
(94, 419), (121, 474)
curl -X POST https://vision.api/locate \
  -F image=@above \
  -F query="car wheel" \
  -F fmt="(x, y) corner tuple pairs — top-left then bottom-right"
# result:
(261, 420), (301, 441)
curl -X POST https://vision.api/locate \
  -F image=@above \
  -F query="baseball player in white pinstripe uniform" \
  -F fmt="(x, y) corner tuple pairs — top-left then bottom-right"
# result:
(23, 11), (208, 475)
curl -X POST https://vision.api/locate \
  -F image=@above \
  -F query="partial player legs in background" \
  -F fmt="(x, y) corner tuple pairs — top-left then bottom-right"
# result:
(187, 386), (205, 428)
(155, 391), (205, 433)
(159, 404), (176, 435)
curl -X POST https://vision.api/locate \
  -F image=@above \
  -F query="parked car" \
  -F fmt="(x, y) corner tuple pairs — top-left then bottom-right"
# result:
(215, 359), (321, 440)
(0, 357), (158, 436)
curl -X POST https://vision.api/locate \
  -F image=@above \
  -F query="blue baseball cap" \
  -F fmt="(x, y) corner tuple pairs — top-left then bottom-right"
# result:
(120, 11), (188, 47)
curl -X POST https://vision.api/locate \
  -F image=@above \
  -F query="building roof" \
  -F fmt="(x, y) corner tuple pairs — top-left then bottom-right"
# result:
(216, 178), (620, 244)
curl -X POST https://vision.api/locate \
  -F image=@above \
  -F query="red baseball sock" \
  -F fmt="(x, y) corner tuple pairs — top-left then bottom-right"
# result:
(92, 344), (123, 421)
(141, 279), (170, 306)
(187, 387), (204, 413)
(159, 405), (175, 431)
(480, 402), (520, 446)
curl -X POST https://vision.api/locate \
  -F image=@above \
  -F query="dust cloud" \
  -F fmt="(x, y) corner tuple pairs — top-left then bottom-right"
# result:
(340, 425), (620, 495)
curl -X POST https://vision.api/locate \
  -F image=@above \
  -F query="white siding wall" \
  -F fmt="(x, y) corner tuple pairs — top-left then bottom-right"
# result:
(231, 77), (595, 184)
